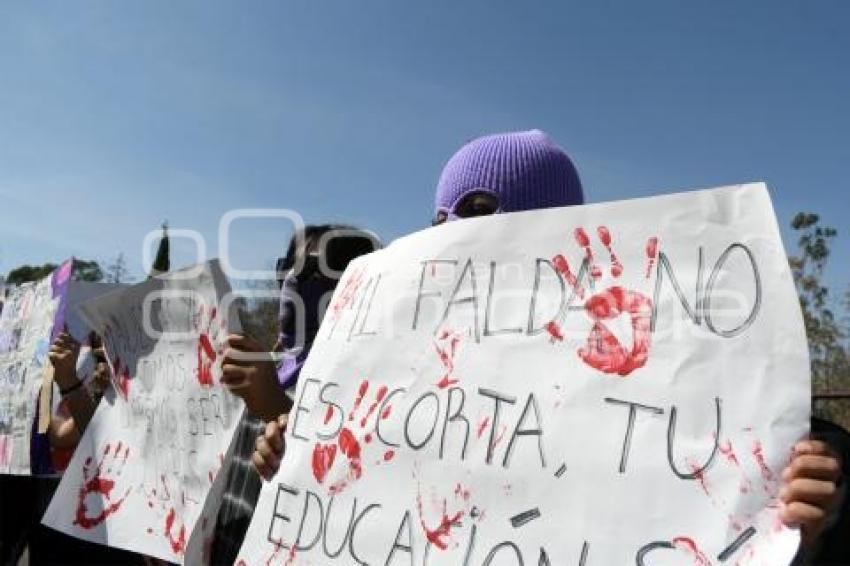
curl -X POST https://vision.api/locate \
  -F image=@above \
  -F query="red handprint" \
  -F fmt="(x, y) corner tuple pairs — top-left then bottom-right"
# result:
(194, 305), (226, 388)
(551, 226), (658, 376)
(311, 379), (395, 494)
(73, 442), (131, 529)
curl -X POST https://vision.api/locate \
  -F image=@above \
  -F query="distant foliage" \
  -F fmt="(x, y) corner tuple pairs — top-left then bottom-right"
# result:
(5, 263), (58, 286)
(790, 212), (850, 429)
(72, 259), (104, 282)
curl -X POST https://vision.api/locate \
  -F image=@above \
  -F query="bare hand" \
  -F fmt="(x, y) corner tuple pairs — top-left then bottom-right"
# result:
(252, 414), (288, 481)
(48, 331), (81, 388)
(220, 334), (276, 393)
(780, 440), (842, 547)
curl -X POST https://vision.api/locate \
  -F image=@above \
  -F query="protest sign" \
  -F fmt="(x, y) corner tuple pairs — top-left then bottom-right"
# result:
(0, 260), (72, 474)
(42, 260), (244, 562)
(236, 183), (809, 565)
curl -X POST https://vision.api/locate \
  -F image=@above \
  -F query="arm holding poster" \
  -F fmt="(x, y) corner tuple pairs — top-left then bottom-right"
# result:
(221, 333), (291, 422)
(48, 330), (96, 436)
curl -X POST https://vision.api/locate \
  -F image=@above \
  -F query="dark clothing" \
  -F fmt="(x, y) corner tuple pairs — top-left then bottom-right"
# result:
(1, 475), (141, 566)
(209, 413), (266, 566)
(806, 417), (850, 565)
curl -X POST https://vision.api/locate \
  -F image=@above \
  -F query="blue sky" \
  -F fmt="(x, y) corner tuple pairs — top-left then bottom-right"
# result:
(1, 1), (847, 302)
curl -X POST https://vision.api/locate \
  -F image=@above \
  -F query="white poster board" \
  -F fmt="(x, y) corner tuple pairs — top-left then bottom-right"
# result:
(236, 184), (809, 565)
(0, 261), (72, 474)
(43, 260), (245, 562)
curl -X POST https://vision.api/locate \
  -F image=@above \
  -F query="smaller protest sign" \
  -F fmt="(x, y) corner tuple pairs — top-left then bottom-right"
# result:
(42, 259), (245, 563)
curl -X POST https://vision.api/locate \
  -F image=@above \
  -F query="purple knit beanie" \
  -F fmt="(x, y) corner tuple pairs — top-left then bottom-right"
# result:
(435, 129), (584, 220)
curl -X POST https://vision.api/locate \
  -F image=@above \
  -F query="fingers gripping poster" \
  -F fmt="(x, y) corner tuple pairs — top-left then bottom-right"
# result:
(0, 260), (72, 475)
(236, 184), (810, 566)
(42, 260), (244, 562)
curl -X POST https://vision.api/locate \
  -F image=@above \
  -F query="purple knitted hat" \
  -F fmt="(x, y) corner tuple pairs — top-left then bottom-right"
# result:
(435, 129), (584, 220)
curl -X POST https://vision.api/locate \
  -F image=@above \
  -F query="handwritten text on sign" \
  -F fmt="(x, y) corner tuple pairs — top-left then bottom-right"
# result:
(0, 261), (71, 475)
(236, 183), (809, 565)
(43, 260), (243, 563)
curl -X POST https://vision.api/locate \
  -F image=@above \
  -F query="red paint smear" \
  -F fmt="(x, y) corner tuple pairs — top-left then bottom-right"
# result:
(718, 440), (740, 467)
(688, 461), (711, 497)
(331, 269), (364, 318)
(476, 417), (490, 439)
(493, 425), (507, 449)
(574, 227), (599, 279)
(196, 334), (215, 387)
(364, 433), (373, 444)
(360, 385), (389, 427)
(544, 320), (564, 342)
(454, 483), (471, 502)
(672, 537), (711, 566)
(751, 440), (775, 481)
(311, 443), (337, 484)
(339, 428), (362, 464)
(597, 226), (623, 278)
(578, 286), (653, 376)
(327, 428), (364, 495)
(416, 493), (463, 551)
(348, 380), (369, 421)
(112, 357), (130, 400)
(164, 508), (187, 555)
(552, 254), (584, 298)
(381, 405), (392, 420)
(574, 227), (591, 248)
(265, 543), (284, 566)
(434, 335), (461, 389)
(324, 404), (334, 425)
(383, 450), (395, 462)
(199, 333), (216, 359)
(645, 237), (659, 279)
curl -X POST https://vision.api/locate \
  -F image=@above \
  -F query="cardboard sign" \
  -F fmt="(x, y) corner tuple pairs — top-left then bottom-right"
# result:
(43, 260), (244, 562)
(0, 260), (72, 474)
(236, 184), (809, 565)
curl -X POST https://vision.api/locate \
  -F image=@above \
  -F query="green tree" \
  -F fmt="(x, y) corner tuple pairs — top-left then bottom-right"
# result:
(72, 259), (104, 282)
(790, 212), (850, 428)
(5, 263), (58, 286)
(105, 253), (129, 284)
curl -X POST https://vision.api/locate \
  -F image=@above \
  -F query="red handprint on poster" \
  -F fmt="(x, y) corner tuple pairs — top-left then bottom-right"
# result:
(551, 226), (659, 376)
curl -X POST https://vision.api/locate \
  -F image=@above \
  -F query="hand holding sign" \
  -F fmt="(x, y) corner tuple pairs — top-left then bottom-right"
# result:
(780, 440), (843, 547)
(253, 414), (288, 481)
(222, 334), (290, 421)
(48, 329), (81, 390)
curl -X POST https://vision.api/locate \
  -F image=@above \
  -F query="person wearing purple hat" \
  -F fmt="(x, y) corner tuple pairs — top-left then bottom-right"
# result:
(248, 129), (843, 560)
(433, 129), (845, 559)
(432, 129), (584, 224)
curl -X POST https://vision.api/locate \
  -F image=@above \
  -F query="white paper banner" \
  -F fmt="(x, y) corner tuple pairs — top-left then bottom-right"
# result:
(0, 262), (71, 475)
(42, 259), (245, 562)
(236, 184), (809, 566)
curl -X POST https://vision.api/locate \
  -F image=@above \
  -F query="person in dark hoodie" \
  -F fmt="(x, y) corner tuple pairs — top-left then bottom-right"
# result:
(252, 130), (846, 562)
(210, 224), (377, 564)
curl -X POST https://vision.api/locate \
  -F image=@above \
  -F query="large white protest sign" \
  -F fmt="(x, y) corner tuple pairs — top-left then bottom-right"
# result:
(0, 260), (72, 475)
(43, 260), (245, 562)
(236, 184), (809, 565)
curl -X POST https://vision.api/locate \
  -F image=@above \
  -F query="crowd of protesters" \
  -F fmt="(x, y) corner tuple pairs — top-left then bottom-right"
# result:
(1, 130), (849, 565)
